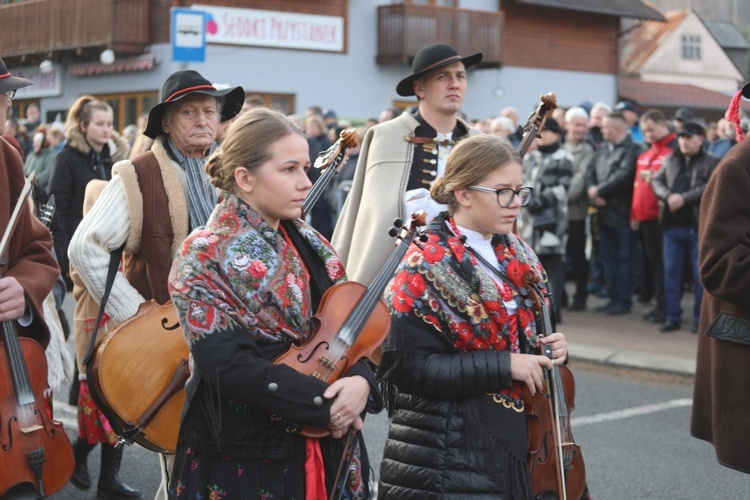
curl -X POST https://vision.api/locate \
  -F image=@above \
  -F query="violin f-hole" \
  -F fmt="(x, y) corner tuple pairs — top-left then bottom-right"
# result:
(297, 341), (330, 364)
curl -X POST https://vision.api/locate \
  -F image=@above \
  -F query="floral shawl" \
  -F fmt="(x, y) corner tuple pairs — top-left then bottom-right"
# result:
(383, 212), (548, 409)
(170, 193), (346, 364)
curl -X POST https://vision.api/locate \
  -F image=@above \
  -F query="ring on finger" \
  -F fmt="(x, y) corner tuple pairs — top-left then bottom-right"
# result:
(336, 412), (343, 421)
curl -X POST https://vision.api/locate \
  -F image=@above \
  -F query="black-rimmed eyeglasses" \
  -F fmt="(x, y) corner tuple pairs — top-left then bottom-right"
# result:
(467, 185), (533, 208)
(4, 90), (16, 99)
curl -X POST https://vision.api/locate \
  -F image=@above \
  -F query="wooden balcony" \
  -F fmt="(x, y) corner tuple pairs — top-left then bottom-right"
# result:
(0, 0), (150, 63)
(377, 3), (503, 68)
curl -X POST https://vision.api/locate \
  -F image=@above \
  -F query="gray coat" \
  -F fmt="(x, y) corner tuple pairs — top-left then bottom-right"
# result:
(521, 145), (573, 256)
(564, 140), (595, 221)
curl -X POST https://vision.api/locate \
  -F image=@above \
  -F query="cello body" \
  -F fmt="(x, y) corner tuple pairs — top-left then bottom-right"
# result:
(0, 334), (74, 497)
(88, 300), (188, 453)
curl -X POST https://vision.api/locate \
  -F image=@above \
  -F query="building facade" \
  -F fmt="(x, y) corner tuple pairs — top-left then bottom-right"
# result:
(2, 0), (661, 130)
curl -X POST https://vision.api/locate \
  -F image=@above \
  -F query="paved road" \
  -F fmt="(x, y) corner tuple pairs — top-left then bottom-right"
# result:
(49, 362), (750, 499)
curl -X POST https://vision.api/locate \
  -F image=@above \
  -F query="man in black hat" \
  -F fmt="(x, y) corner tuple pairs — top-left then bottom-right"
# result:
(651, 122), (719, 333)
(0, 57), (58, 345)
(69, 69), (244, 500)
(332, 42), (483, 284)
(0, 56), (62, 499)
(672, 106), (693, 132)
(614, 100), (644, 144)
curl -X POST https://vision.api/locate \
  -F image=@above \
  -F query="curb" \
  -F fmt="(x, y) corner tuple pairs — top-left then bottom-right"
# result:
(568, 342), (696, 376)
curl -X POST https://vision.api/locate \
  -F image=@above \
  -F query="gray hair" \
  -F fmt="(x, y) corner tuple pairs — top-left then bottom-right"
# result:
(591, 102), (612, 114)
(565, 106), (589, 122)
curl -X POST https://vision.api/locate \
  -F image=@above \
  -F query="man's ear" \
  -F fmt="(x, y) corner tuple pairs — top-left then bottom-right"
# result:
(413, 80), (424, 100)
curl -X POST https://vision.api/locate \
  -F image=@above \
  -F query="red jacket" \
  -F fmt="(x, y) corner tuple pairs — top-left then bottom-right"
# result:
(631, 132), (677, 221)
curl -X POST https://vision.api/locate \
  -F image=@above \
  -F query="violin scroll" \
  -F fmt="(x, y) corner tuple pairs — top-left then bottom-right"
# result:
(313, 127), (359, 172)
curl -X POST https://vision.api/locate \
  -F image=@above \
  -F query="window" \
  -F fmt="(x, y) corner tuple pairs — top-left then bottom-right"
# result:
(406, 0), (457, 5)
(95, 91), (159, 133)
(682, 35), (701, 60)
(245, 92), (296, 115)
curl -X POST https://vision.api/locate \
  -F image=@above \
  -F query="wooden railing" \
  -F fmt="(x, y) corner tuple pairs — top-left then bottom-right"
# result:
(0, 0), (150, 59)
(377, 3), (503, 67)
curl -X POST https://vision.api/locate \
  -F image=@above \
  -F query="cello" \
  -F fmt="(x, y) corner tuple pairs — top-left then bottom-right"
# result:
(522, 270), (586, 500)
(0, 177), (74, 497)
(85, 128), (360, 453)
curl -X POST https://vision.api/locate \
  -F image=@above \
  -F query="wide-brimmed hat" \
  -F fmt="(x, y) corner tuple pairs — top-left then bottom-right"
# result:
(396, 43), (483, 97)
(144, 70), (245, 139)
(0, 57), (33, 93)
(743, 82), (750, 99)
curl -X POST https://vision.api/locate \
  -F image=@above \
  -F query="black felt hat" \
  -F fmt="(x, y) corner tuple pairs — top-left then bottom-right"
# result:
(0, 57), (33, 93)
(743, 82), (750, 99)
(396, 43), (483, 97)
(542, 117), (561, 134)
(144, 70), (245, 139)
(677, 122), (706, 137)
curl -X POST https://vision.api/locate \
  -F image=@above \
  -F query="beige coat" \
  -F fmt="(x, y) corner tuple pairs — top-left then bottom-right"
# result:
(331, 113), (479, 285)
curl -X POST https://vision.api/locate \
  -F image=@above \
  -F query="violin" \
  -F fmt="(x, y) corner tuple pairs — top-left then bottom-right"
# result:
(274, 211), (427, 438)
(0, 177), (74, 497)
(303, 128), (358, 216)
(516, 92), (558, 158)
(521, 269), (585, 500)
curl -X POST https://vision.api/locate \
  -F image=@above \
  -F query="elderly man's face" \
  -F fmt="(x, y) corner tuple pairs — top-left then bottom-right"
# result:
(162, 94), (219, 158)
(0, 93), (11, 135)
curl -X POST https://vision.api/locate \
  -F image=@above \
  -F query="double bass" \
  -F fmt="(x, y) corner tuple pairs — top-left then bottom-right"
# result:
(85, 128), (360, 453)
(1, 178), (74, 497)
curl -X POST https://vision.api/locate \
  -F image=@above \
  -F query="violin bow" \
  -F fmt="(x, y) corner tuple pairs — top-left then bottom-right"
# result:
(0, 173), (35, 266)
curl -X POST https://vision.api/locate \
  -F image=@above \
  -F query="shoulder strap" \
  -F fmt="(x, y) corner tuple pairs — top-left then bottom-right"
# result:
(82, 244), (125, 366)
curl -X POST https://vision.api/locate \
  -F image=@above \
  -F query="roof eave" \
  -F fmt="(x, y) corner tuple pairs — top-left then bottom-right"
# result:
(514, 0), (665, 21)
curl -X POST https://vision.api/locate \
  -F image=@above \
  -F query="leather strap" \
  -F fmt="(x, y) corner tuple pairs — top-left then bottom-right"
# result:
(82, 244), (125, 366)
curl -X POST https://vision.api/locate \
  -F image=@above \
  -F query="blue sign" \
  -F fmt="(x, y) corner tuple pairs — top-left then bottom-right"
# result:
(172, 8), (206, 63)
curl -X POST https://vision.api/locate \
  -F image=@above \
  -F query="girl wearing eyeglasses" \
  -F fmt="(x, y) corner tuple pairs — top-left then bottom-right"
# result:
(378, 133), (569, 499)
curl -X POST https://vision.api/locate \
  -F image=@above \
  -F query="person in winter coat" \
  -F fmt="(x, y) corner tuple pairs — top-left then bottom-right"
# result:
(521, 117), (573, 324)
(48, 95), (128, 288)
(651, 122), (718, 333)
(23, 124), (59, 191)
(168, 108), (381, 499)
(378, 134), (570, 499)
(586, 113), (642, 315)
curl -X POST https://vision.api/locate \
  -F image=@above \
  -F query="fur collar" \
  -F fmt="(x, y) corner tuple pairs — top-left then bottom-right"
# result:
(65, 124), (129, 163)
(113, 136), (188, 257)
